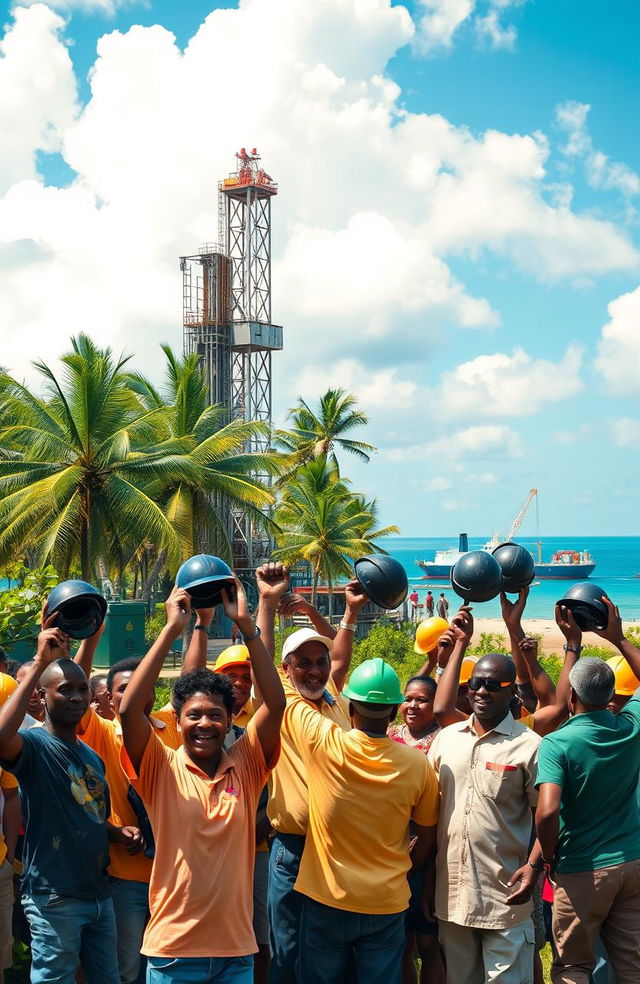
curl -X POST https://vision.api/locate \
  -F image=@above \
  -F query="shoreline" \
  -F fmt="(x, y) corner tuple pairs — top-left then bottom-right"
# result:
(469, 618), (633, 653)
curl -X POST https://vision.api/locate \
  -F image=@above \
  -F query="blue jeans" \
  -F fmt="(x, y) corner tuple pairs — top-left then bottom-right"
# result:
(300, 897), (404, 984)
(267, 833), (305, 984)
(110, 877), (150, 984)
(146, 956), (253, 984)
(22, 892), (119, 984)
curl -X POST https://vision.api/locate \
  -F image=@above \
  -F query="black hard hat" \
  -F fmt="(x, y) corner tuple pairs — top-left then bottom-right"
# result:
(492, 542), (535, 593)
(175, 554), (235, 608)
(557, 581), (609, 632)
(451, 551), (503, 603)
(44, 580), (108, 640)
(354, 554), (408, 610)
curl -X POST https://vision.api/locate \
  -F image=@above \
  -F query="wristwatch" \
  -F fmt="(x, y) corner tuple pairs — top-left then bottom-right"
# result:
(243, 625), (261, 643)
(528, 858), (545, 872)
(562, 643), (583, 655)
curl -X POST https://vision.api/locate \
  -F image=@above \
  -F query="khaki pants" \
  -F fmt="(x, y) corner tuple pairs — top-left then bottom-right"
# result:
(439, 919), (535, 984)
(552, 860), (640, 984)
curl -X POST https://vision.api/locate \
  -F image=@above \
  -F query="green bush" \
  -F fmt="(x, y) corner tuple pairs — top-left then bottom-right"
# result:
(0, 564), (59, 652)
(146, 605), (167, 647)
(468, 632), (507, 656)
(153, 679), (173, 710)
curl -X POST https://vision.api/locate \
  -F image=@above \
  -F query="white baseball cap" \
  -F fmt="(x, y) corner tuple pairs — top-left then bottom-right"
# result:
(281, 627), (334, 662)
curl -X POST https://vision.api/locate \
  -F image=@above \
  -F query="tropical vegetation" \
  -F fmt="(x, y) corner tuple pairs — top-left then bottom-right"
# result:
(0, 336), (394, 607)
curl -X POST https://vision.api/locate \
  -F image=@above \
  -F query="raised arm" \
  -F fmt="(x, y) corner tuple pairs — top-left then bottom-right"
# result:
(255, 563), (291, 660)
(517, 636), (556, 709)
(74, 618), (106, 678)
(278, 593), (337, 643)
(182, 606), (215, 674)
(329, 580), (368, 693)
(223, 576), (285, 763)
(594, 596), (640, 679)
(119, 587), (191, 771)
(0, 623), (68, 763)
(433, 607), (474, 728)
(532, 605), (581, 737)
(500, 588), (537, 711)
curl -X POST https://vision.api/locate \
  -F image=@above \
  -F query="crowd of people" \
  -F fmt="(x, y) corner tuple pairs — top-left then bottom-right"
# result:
(0, 562), (638, 984)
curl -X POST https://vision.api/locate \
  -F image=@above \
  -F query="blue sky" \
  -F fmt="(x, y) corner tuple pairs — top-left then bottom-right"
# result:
(0, 0), (638, 539)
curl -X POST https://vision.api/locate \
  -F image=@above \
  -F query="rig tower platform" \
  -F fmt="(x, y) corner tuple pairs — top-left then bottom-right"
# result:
(181, 148), (283, 569)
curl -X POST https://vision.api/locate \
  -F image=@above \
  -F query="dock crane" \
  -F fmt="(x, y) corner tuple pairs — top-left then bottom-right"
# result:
(505, 488), (538, 541)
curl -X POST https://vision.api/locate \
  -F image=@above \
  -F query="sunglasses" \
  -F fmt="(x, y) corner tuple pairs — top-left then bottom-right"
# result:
(468, 677), (512, 693)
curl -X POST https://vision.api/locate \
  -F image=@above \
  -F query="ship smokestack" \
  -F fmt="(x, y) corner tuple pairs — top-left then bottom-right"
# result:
(458, 533), (468, 552)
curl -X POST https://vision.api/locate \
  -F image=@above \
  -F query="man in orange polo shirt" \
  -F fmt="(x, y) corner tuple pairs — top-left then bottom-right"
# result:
(119, 577), (285, 984)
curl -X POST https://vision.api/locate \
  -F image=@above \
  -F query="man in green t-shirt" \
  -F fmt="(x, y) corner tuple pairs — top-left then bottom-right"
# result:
(536, 600), (640, 984)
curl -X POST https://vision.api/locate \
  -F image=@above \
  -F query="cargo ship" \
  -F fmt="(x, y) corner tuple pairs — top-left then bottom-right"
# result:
(416, 534), (596, 580)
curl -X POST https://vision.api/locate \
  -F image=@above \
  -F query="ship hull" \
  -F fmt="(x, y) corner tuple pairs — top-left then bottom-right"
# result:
(417, 561), (596, 580)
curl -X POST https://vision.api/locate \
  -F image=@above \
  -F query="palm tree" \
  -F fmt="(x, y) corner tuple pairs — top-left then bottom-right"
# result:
(272, 457), (398, 613)
(276, 388), (376, 473)
(127, 345), (282, 597)
(0, 335), (188, 582)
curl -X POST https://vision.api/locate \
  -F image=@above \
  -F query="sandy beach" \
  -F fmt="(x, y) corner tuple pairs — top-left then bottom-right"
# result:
(472, 618), (634, 654)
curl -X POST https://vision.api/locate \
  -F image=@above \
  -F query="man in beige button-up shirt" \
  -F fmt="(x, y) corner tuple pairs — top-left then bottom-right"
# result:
(429, 652), (542, 984)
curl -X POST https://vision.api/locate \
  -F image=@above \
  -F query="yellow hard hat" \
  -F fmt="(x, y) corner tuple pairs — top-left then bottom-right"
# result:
(0, 673), (18, 706)
(459, 657), (478, 685)
(415, 617), (449, 654)
(606, 654), (640, 697)
(213, 644), (250, 674)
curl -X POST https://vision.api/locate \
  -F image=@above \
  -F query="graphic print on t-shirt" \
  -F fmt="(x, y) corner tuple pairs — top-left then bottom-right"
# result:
(68, 762), (108, 823)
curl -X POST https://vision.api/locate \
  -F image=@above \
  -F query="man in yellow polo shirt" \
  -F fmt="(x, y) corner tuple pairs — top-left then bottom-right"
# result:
(283, 658), (439, 984)
(255, 562), (366, 984)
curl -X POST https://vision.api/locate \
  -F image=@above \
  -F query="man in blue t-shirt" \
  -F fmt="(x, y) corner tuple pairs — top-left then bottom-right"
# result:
(0, 622), (144, 984)
(536, 599), (640, 984)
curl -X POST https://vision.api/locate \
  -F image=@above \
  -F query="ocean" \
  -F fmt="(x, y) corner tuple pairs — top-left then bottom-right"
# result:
(378, 536), (640, 622)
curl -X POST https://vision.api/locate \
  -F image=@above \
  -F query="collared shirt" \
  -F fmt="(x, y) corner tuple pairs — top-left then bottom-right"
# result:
(267, 673), (350, 836)
(428, 712), (540, 929)
(282, 688), (439, 914)
(121, 719), (274, 958)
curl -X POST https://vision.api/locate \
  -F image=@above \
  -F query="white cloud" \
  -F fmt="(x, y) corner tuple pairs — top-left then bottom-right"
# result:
(0, 0), (638, 392)
(293, 358), (419, 409)
(594, 287), (640, 395)
(387, 424), (524, 461)
(415, 0), (524, 54)
(422, 476), (452, 492)
(611, 418), (640, 449)
(553, 424), (592, 444)
(18, 0), (142, 13)
(434, 345), (584, 418)
(556, 101), (640, 200)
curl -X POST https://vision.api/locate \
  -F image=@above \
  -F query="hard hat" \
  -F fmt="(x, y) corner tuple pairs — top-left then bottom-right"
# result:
(354, 554), (408, 610)
(281, 628), (334, 662)
(557, 582), (609, 632)
(44, 581), (108, 640)
(175, 554), (235, 608)
(213, 645), (251, 674)
(459, 656), (478, 685)
(0, 673), (18, 706)
(343, 658), (404, 705)
(606, 654), (640, 696)
(415, 616), (449, 653)
(451, 551), (503, 603)
(492, 542), (535, 593)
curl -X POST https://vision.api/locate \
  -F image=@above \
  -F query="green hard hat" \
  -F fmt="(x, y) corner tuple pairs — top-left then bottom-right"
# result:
(343, 658), (404, 705)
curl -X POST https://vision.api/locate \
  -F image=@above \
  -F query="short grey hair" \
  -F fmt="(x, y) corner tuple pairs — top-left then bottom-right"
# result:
(569, 658), (615, 707)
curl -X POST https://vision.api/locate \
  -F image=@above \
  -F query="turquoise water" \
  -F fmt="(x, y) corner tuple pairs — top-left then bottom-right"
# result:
(378, 536), (640, 622)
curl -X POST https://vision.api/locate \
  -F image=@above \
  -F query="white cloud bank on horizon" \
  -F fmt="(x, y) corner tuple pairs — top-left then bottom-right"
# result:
(0, 0), (638, 398)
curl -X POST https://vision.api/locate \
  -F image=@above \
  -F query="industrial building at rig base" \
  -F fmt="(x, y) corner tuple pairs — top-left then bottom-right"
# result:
(180, 148), (283, 571)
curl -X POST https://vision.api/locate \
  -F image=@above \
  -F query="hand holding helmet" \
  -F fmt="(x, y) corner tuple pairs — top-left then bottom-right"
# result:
(554, 603), (582, 648)
(592, 596), (625, 647)
(221, 575), (254, 636)
(500, 587), (529, 635)
(35, 614), (70, 669)
(450, 606), (474, 646)
(256, 563), (290, 608)
(165, 587), (192, 638)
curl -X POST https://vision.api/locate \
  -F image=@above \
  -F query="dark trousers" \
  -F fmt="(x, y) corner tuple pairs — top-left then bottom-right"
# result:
(267, 833), (306, 984)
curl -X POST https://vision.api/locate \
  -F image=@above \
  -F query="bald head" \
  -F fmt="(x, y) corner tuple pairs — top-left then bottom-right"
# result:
(474, 653), (516, 684)
(40, 658), (87, 689)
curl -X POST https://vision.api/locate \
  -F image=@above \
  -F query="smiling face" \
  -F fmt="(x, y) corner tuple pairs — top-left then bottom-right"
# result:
(284, 641), (331, 702)
(222, 664), (252, 715)
(469, 655), (515, 725)
(401, 680), (435, 734)
(179, 692), (231, 765)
